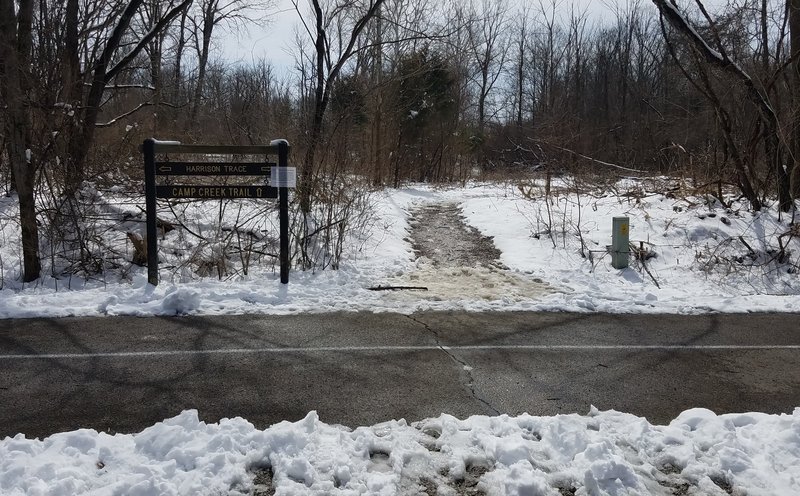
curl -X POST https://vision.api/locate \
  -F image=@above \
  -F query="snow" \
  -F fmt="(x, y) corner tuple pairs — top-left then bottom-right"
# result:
(2, 407), (799, 495)
(660, 1), (726, 64)
(1, 179), (799, 318)
(1, 179), (799, 494)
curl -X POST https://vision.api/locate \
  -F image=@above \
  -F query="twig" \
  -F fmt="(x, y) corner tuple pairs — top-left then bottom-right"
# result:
(533, 140), (646, 173)
(368, 285), (428, 291)
(738, 235), (756, 257)
(639, 256), (661, 289)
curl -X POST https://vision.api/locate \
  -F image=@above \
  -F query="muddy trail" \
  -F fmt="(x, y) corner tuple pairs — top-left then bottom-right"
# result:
(377, 202), (551, 303)
(409, 203), (506, 269)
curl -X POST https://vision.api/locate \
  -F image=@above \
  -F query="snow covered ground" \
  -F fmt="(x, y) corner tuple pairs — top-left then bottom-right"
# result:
(3, 407), (800, 495)
(2, 179), (800, 494)
(1, 178), (798, 317)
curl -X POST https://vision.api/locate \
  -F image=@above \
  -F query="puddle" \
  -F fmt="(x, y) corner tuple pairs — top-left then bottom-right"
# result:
(388, 262), (550, 301)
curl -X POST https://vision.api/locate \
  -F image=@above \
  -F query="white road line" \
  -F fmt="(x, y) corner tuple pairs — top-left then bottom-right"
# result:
(1, 344), (799, 360)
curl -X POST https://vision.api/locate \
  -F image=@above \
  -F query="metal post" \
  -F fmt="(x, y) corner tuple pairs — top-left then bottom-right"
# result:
(278, 141), (290, 284)
(143, 139), (159, 285)
(611, 216), (630, 269)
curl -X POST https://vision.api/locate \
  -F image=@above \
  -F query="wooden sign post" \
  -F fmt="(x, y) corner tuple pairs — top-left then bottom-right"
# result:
(142, 139), (293, 285)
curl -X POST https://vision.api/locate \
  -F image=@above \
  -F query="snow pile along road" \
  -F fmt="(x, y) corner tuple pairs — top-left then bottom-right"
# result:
(2, 407), (799, 495)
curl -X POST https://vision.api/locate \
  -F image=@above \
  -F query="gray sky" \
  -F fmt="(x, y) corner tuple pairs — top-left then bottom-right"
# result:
(219, 0), (724, 72)
(221, 0), (616, 70)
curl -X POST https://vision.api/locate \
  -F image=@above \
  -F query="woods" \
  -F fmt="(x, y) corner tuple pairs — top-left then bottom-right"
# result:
(1, 0), (799, 282)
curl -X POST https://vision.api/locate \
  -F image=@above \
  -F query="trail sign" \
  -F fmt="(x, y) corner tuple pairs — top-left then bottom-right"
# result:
(142, 139), (292, 285)
(155, 162), (275, 176)
(156, 185), (278, 199)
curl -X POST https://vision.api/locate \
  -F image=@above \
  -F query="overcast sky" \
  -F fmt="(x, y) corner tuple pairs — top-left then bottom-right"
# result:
(220, 0), (723, 73)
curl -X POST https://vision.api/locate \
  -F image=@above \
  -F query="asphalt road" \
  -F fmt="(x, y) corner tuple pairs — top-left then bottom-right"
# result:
(1, 311), (799, 438)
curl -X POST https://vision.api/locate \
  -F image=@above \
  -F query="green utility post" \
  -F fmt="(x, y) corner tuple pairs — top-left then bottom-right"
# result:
(611, 216), (630, 269)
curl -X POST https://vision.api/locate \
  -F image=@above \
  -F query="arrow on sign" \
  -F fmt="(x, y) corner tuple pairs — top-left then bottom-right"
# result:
(153, 161), (276, 175)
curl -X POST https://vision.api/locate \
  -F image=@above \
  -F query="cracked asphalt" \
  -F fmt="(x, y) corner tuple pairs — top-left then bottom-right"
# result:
(407, 314), (500, 415)
(2, 311), (800, 438)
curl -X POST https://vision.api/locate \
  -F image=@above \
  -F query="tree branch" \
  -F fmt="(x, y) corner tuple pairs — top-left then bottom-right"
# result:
(535, 140), (646, 173)
(106, 0), (192, 82)
(651, 0), (778, 125)
(95, 100), (184, 127)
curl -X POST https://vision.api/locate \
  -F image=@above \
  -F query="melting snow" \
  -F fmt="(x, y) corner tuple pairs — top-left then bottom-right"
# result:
(0, 180), (798, 317)
(2, 407), (799, 495)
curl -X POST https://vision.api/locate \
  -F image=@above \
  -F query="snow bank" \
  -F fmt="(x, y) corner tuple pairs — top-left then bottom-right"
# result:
(448, 181), (800, 314)
(1, 181), (799, 318)
(2, 407), (799, 495)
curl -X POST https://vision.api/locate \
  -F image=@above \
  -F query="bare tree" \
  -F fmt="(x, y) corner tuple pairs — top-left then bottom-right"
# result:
(64, 0), (192, 192)
(653, 0), (792, 210)
(467, 0), (509, 136)
(513, 10), (529, 127)
(292, 0), (385, 213)
(1, 0), (192, 282)
(138, 0), (185, 135)
(187, 0), (271, 128)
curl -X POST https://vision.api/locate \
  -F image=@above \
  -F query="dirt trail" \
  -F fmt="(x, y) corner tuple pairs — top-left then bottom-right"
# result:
(409, 203), (505, 269)
(380, 202), (551, 303)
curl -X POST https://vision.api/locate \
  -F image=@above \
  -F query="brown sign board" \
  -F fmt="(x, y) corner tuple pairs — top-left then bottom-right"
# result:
(143, 138), (291, 285)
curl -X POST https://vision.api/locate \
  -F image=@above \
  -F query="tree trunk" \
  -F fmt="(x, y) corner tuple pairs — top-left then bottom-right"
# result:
(790, 0), (800, 200)
(372, 5), (383, 186)
(0, 0), (40, 281)
(478, 69), (488, 135)
(190, 1), (216, 127)
(63, 0), (84, 194)
(299, 0), (331, 214)
(151, 49), (163, 135)
(298, 0), (385, 214)
(148, 1), (164, 135)
(68, 0), (188, 194)
(516, 49), (524, 126)
(173, 6), (189, 102)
